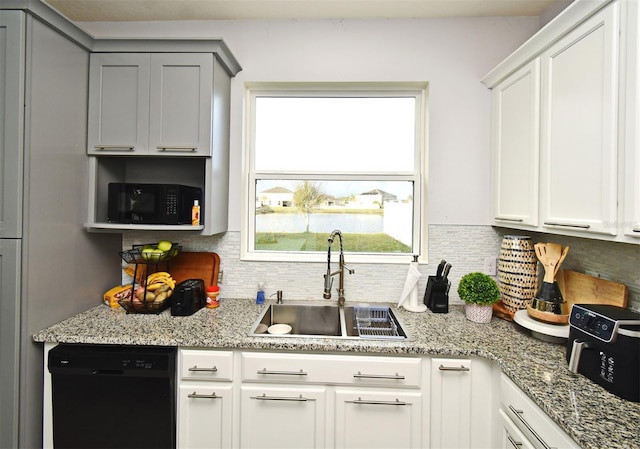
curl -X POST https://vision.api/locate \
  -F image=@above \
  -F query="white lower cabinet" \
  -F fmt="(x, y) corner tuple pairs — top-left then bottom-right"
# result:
(178, 383), (233, 448)
(500, 374), (579, 449)
(177, 350), (234, 449)
(334, 389), (422, 449)
(430, 357), (498, 449)
(240, 385), (326, 449)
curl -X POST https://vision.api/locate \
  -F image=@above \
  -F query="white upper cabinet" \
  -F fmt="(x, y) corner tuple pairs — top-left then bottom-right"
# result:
(491, 60), (540, 228)
(539, 2), (619, 236)
(624, 0), (640, 238)
(482, 0), (640, 243)
(88, 53), (213, 156)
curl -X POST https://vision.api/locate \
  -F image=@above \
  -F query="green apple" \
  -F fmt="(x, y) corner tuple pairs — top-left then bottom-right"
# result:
(141, 248), (155, 261)
(150, 248), (164, 262)
(157, 240), (172, 252)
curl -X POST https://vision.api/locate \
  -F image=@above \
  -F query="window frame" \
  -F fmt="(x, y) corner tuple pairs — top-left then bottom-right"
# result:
(241, 82), (429, 264)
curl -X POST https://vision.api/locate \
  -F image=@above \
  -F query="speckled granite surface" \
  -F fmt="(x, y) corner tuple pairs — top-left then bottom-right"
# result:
(34, 299), (640, 449)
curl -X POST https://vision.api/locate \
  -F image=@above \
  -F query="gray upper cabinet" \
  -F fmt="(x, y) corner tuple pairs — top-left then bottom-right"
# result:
(85, 44), (240, 235)
(0, 11), (25, 238)
(88, 52), (214, 156)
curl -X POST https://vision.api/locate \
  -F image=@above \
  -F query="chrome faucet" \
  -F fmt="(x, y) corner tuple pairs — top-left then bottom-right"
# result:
(323, 230), (354, 307)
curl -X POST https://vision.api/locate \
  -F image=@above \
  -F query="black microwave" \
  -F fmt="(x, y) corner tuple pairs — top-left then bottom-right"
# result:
(107, 183), (202, 225)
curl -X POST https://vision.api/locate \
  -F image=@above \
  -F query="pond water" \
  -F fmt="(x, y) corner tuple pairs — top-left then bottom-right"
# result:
(256, 213), (383, 234)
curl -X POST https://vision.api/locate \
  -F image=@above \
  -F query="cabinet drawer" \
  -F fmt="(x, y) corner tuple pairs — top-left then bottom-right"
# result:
(179, 349), (234, 381)
(500, 375), (579, 449)
(242, 352), (421, 387)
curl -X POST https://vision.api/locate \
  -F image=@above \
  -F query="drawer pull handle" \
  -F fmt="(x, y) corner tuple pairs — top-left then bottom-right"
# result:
(353, 371), (405, 380)
(189, 365), (218, 373)
(156, 145), (197, 152)
(439, 364), (470, 372)
(632, 227), (640, 233)
(251, 393), (312, 402)
(346, 397), (408, 406)
(258, 368), (308, 376)
(188, 391), (220, 399)
(507, 435), (523, 448)
(93, 145), (134, 151)
(495, 217), (524, 223)
(508, 405), (555, 449)
(543, 221), (590, 230)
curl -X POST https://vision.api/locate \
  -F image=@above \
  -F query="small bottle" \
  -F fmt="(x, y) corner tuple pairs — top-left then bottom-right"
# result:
(256, 282), (265, 305)
(191, 200), (200, 226)
(206, 285), (220, 308)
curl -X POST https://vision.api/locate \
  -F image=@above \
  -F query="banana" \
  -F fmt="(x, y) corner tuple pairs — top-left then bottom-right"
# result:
(146, 282), (166, 291)
(146, 271), (172, 284)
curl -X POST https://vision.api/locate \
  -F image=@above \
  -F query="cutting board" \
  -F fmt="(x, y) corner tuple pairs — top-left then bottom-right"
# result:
(556, 269), (628, 308)
(167, 251), (220, 286)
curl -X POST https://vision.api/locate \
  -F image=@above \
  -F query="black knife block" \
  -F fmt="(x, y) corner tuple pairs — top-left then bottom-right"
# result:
(424, 276), (449, 313)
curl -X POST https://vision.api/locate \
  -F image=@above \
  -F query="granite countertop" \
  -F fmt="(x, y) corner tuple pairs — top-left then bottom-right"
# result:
(34, 299), (640, 449)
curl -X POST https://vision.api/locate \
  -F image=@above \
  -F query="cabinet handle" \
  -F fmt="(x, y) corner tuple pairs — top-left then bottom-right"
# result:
(507, 434), (523, 448)
(508, 405), (555, 449)
(543, 221), (590, 230)
(439, 364), (470, 372)
(251, 393), (312, 402)
(346, 397), (409, 406)
(353, 371), (405, 380)
(93, 145), (134, 151)
(189, 365), (218, 373)
(188, 391), (221, 399)
(257, 368), (308, 376)
(632, 227), (640, 233)
(494, 217), (524, 223)
(156, 146), (197, 152)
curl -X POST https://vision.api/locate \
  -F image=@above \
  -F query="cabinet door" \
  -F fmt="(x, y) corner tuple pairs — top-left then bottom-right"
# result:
(430, 358), (472, 449)
(0, 239), (21, 449)
(240, 385), (326, 449)
(499, 410), (535, 449)
(0, 11), (25, 238)
(149, 53), (213, 156)
(540, 3), (619, 235)
(177, 384), (233, 449)
(491, 59), (540, 228)
(334, 389), (422, 449)
(87, 53), (151, 154)
(624, 0), (640, 239)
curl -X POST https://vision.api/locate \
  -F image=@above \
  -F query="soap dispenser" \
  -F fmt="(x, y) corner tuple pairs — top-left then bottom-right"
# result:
(256, 282), (266, 304)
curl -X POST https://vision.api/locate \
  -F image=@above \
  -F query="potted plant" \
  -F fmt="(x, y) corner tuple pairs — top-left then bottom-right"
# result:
(457, 272), (500, 323)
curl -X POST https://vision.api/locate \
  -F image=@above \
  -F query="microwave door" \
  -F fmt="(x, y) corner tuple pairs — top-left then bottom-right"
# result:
(130, 188), (160, 223)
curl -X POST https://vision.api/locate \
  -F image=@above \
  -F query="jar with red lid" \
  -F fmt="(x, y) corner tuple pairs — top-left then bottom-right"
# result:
(206, 285), (220, 308)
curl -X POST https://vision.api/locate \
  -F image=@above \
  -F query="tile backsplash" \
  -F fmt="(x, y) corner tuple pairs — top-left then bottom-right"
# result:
(123, 225), (640, 311)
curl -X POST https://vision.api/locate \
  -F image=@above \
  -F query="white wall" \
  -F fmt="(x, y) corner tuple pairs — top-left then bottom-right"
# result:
(81, 17), (540, 230)
(87, 17), (547, 302)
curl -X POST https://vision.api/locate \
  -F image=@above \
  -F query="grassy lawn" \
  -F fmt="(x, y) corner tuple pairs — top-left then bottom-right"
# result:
(256, 232), (411, 252)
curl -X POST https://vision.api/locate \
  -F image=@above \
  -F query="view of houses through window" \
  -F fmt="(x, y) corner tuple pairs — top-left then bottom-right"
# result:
(255, 180), (414, 253)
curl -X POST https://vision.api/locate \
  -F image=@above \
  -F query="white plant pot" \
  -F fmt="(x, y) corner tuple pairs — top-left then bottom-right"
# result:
(465, 303), (493, 324)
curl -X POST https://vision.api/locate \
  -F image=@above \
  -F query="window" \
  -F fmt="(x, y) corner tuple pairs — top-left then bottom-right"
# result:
(242, 83), (428, 263)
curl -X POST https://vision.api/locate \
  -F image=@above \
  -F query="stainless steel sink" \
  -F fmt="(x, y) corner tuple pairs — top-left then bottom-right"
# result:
(248, 301), (409, 340)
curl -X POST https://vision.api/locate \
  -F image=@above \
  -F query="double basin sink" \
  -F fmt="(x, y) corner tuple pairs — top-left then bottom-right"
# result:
(248, 301), (409, 340)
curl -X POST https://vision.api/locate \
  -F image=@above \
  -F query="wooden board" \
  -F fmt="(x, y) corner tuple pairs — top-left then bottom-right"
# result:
(167, 251), (220, 286)
(556, 270), (628, 308)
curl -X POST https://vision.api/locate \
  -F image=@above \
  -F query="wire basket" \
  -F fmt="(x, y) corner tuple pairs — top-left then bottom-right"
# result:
(119, 243), (181, 264)
(354, 306), (404, 340)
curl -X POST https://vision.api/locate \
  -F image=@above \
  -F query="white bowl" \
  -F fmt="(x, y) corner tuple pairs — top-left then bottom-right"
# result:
(267, 323), (292, 335)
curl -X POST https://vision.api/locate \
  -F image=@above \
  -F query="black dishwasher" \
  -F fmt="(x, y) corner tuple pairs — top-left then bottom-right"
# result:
(48, 344), (176, 449)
